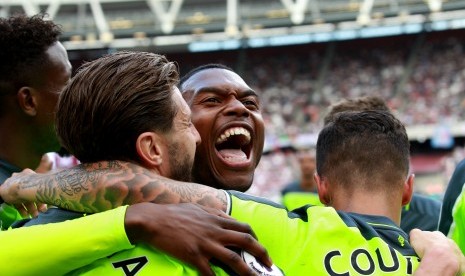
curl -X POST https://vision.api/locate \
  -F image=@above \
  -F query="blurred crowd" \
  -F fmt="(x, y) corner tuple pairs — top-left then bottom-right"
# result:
(235, 31), (465, 199)
(241, 33), (465, 140)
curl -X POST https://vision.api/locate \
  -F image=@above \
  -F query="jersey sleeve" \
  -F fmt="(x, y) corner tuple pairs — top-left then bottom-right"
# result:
(449, 185), (465, 254)
(0, 203), (23, 230)
(0, 205), (134, 275)
(226, 191), (301, 268)
(439, 159), (465, 234)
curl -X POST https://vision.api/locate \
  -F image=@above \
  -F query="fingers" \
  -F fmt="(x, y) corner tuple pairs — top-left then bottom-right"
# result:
(218, 217), (258, 240)
(189, 258), (215, 276)
(197, 205), (259, 239)
(198, 205), (232, 219)
(35, 154), (53, 173)
(37, 203), (48, 213)
(208, 244), (258, 276)
(218, 228), (272, 269)
(410, 229), (463, 276)
(409, 228), (425, 257)
(13, 202), (44, 218)
(204, 212), (272, 268)
(14, 203), (30, 218)
(9, 168), (35, 179)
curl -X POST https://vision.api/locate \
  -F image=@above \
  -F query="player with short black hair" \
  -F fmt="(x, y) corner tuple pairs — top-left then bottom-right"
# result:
(4, 67), (462, 275)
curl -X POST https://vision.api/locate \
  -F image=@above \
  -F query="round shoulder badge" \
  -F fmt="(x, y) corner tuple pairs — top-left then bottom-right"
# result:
(241, 251), (284, 276)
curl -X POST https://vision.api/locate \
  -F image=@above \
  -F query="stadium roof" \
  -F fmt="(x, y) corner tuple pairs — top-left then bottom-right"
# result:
(2, 0), (465, 51)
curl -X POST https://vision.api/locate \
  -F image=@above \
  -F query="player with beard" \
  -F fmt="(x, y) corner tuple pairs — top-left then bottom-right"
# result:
(1, 64), (262, 207)
(3, 64), (464, 275)
(5, 53), (272, 276)
(0, 15), (274, 276)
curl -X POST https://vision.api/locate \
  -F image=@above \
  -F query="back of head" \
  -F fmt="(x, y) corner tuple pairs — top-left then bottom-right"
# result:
(0, 14), (61, 116)
(316, 110), (410, 194)
(324, 96), (389, 125)
(56, 51), (179, 163)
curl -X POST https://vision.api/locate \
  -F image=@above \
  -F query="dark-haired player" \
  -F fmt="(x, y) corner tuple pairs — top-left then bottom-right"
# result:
(0, 16), (269, 276)
(4, 65), (463, 275)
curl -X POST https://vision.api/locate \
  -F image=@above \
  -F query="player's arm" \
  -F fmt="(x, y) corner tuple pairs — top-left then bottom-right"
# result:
(2, 203), (269, 276)
(410, 229), (465, 276)
(0, 161), (271, 275)
(1, 206), (132, 275)
(0, 160), (228, 213)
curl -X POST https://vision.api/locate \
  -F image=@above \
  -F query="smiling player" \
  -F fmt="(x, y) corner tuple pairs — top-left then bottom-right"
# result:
(180, 64), (264, 192)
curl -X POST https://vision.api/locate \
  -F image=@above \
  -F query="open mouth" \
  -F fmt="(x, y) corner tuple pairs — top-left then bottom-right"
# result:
(215, 127), (252, 164)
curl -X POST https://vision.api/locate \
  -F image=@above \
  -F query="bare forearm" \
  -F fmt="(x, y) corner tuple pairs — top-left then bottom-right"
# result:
(2, 161), (227, 213)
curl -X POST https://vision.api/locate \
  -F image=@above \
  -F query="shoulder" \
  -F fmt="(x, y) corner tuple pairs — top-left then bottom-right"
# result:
(401, 194), (441, 232)
(281, 182), (301, 195)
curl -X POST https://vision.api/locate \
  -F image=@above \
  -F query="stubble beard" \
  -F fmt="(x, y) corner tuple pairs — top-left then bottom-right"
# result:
(168, 142), (193, 182)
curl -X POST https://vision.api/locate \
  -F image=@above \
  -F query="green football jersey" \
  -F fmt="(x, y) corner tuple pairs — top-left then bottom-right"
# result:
(67, 244), (232, 276)
(228, 191), (421, 275)
(1, 206), (133, 276)
(0, 203), (23, 230)
(281, 191), (323, 211)
(449, 183), (465, 254)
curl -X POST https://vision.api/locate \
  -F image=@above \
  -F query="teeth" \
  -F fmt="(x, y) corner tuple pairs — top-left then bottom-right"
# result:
(216, 127), (251, 144)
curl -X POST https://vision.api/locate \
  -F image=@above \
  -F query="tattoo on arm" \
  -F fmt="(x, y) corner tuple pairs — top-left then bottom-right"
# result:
(20, 161), (227, 213)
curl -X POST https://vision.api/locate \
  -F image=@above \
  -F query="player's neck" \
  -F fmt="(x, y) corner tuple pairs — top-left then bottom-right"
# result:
(331, 190), (403, 225)
(0, 120), (41, 169)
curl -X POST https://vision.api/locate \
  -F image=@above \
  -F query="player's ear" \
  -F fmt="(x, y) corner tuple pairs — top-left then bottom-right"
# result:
(17, 86), (38, 116)
(401, 174), (415, 206)
(136, 132), (164, 167)
(315, 173), (330, 205)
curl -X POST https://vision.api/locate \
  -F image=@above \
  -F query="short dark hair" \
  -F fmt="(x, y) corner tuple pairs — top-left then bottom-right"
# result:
(0, 14), (61, 95)
(179, 63), (234, 91)
(316, 110), (410, 193)
(323, 96), (390, 125)
(56, 51), (179, 163)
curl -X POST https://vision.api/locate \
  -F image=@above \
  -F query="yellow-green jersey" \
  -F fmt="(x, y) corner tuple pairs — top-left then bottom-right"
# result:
(228, 191), (421, 275)
(282, 191), (323, 211)
(1, 206), (134, 276)
(280, 181), (323, 211)
(0, 203), (23, 230)
(448, 183), (465, 254)
(17, 208), (281, 276)
(66, 244), (232, 276)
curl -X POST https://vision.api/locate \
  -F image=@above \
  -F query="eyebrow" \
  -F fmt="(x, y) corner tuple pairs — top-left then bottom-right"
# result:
(195, 86), (258, 98)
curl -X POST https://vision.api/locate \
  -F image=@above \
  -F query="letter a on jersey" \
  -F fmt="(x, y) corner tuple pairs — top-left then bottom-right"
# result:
(112, 256), (148, 276)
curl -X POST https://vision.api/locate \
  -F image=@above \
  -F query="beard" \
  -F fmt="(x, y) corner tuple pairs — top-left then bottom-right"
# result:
(168, 141), (194, 182)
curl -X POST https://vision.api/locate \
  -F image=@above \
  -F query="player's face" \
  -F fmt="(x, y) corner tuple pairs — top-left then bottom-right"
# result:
(182, 68), (265, 191)
(298, 153), (316, 181)
(164, 88), (201, 182)
(34, 42), (72, 154)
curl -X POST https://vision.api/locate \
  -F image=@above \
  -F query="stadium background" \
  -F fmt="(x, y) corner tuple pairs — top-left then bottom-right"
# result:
(3, 0), (465, 202)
